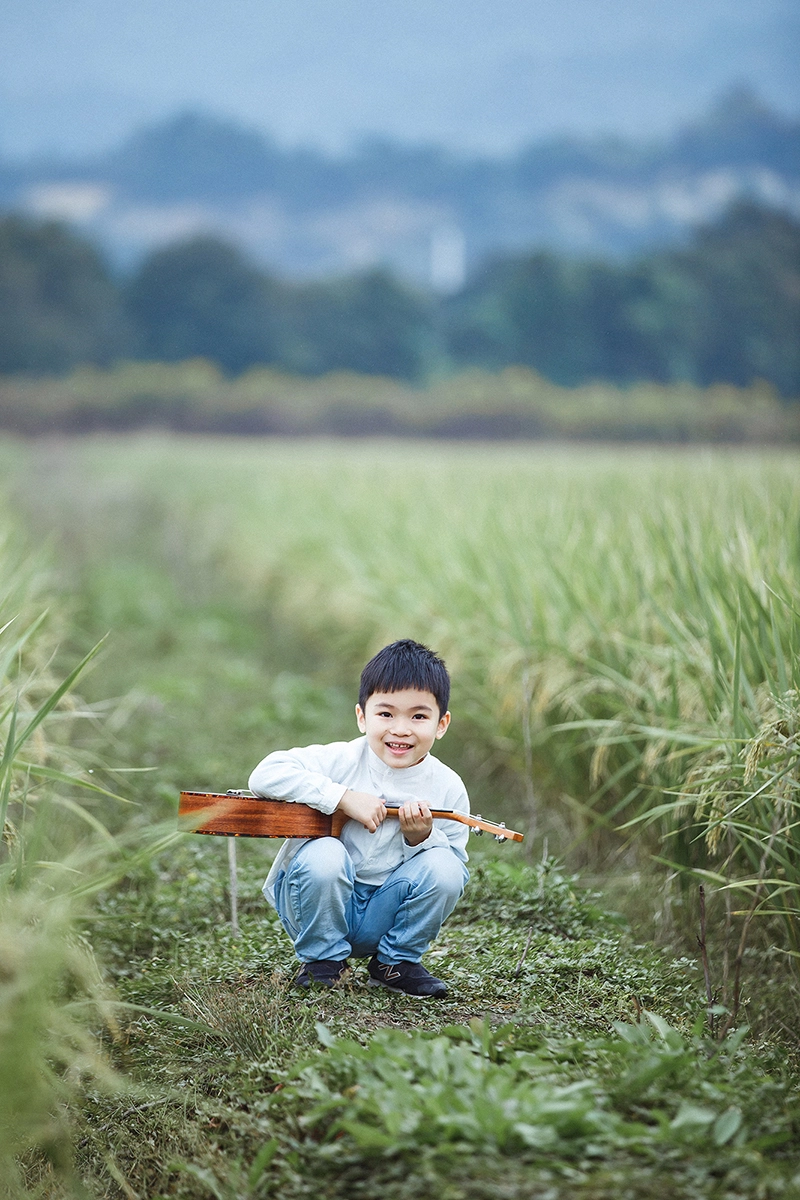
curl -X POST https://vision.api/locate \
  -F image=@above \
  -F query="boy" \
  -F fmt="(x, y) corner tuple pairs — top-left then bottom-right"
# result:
(249, 639), (469, 998)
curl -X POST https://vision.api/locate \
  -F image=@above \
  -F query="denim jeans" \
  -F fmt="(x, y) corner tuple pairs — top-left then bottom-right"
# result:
(270, 836), (468, 964)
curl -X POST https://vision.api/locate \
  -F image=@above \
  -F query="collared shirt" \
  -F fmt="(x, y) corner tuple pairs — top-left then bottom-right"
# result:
(248, 736), (470, 905)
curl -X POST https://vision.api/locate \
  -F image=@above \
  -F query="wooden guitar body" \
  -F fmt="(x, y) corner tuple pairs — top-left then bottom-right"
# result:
(179, 791), (348, 838)
(178, 791), (523, 843)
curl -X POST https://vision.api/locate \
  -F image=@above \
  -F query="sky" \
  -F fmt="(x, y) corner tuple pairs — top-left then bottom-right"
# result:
(1, 0), (798, 158)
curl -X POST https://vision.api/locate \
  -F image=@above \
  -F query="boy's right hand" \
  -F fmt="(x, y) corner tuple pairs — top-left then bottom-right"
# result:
(337, 790), (386, 833)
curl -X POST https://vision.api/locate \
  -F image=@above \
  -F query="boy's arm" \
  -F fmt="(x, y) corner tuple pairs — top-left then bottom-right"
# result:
(248, 745), (385, 831)
(337, 789), (386, 833)
(249, 747), (346, 814)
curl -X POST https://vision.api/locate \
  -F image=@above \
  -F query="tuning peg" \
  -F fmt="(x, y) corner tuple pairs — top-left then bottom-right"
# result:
(471, 814), (484, 836)
(494, 822), (507, 842)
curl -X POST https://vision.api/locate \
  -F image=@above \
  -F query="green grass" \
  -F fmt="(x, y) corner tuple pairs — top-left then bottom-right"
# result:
(1, 435), (799, 1196)
(10, 437), (798, 885)
(59, 842), (798, 1199)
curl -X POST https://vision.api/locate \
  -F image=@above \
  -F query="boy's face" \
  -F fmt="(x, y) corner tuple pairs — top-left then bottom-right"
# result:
(355, 688), (450, 769)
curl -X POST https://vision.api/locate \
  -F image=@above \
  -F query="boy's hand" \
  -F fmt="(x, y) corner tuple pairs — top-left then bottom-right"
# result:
(398, 800), (433, 847)
(337, 789), (387, 833)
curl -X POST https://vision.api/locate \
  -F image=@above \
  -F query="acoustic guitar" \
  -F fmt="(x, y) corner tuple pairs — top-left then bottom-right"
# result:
(179, 790), (523, 843)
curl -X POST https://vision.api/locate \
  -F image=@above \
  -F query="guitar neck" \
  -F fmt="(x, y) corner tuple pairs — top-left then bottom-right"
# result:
(384, 804), (523, 842)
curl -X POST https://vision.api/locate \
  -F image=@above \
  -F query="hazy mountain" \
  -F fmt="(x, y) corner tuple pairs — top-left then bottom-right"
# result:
(2, 87), (798, 288)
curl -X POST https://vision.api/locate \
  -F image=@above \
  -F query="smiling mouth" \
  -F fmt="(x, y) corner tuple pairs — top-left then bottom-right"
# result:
(386, 741), (413, 751)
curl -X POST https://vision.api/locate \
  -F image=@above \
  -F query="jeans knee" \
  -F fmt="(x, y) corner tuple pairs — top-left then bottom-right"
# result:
(292, 837), (351, 887)
(422, 848), (467, 902)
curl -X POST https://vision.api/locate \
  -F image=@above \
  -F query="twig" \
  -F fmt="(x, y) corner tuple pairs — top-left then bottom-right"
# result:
(722, 886), (732, 1008)
(227, 836), (240, 938)
(696, 884), (716, 1035)
(521, 667), (538, 854)
(718, 819), (781, 1040)
(719, 891), (763, 1040)
(514, 924), (535, 979)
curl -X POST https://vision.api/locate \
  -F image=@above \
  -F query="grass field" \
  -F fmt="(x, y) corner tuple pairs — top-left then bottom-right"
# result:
(1, 435), (798, 1197)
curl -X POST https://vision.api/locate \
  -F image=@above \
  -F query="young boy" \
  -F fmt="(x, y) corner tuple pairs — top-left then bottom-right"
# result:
(249, 639), (470, 998)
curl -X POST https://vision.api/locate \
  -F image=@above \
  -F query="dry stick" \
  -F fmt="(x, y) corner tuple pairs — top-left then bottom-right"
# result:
(227, 836), (240, 938)
(515, 839), (550, 978)
(718, 819), (781, 1040)
(520, 666), (538, 855)
(697, 884), (716, 1035)
(514, 924), (535, 979)
(722, 877), (733, 1008)
(719, 893), (763, 1040)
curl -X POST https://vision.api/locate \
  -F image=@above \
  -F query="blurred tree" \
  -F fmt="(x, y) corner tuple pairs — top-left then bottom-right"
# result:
(0, 215), (128, 374)
(632, 203), (800, 395)
(445, 203), (800, 395)
(2, 202), (796, 398)
(445, 253), (650, 385)
(125, 236), (290, 373)
(292, 269), (433, 381)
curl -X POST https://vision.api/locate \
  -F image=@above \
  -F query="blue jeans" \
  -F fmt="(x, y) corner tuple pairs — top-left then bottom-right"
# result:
(271, 837), (468, 964)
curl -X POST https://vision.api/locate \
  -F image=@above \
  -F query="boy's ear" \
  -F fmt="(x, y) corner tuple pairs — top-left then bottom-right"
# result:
(435, 711), (451, 739)
(355, 704), (367, 732)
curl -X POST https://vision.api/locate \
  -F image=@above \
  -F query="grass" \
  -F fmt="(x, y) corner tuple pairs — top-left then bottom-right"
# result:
(1, 434), (799, 1196)
(11, 437), (798, 870)
(61, 842), (799, 1199)
(0, 524), (122, 1195)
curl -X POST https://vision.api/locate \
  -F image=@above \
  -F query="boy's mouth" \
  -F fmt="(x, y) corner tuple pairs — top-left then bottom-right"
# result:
(386, 740), (413, 753)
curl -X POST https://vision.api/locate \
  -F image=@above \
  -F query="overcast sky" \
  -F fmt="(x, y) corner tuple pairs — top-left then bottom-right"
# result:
(1, 0), (797, 157)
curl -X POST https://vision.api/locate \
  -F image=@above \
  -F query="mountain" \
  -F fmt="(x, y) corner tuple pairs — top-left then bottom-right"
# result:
(1, 88), (798, 288)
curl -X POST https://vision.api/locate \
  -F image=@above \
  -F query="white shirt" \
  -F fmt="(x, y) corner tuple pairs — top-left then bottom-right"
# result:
(248, 736), (470, 905)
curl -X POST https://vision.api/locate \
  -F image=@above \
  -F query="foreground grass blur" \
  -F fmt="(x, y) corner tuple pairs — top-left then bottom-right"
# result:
(0, 531), (119, 1192)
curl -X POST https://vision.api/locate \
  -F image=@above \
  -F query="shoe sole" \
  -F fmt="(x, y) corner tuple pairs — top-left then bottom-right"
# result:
(367, 977), (446, 999)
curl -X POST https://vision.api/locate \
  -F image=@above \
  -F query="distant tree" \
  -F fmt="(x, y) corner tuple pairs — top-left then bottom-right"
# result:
(634, 203), (800, 395)
(444, 253), (652, 386)
(293, 269), (433, 381)
(0, 215), (128, 374)
(445, 203), (800, 395)
(125, 236), (290, 373)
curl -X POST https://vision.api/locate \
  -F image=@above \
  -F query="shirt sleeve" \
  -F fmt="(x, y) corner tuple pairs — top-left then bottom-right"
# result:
(248, 744), (350, 815)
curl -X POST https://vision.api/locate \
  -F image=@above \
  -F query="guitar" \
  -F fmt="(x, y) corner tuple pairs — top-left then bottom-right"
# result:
(178, 790), (523, 843)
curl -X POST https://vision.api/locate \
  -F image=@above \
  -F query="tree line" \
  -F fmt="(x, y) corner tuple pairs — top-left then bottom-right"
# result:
(0, 201), (798, 396)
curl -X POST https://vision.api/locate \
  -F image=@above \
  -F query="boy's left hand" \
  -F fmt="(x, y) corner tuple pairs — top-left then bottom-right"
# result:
(398, 800), (433, 847)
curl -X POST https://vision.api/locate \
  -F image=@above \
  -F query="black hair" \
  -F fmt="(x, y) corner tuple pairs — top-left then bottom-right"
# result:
(359, 639), (451, 717)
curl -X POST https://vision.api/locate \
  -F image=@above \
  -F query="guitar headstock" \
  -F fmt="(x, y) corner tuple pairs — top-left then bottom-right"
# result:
(464, 813), (523, 843)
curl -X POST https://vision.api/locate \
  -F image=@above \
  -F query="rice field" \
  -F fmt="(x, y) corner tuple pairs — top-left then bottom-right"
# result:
(1, 435), (798, 1197)
(10, 436), (799, 866)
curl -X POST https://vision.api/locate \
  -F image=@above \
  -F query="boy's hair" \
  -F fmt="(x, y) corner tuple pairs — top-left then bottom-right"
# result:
(359, 639), (451, 717)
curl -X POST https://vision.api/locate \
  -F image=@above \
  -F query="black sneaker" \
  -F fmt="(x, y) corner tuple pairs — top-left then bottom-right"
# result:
(367, 956), (447, 998)
(296, 959), (349, 989)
